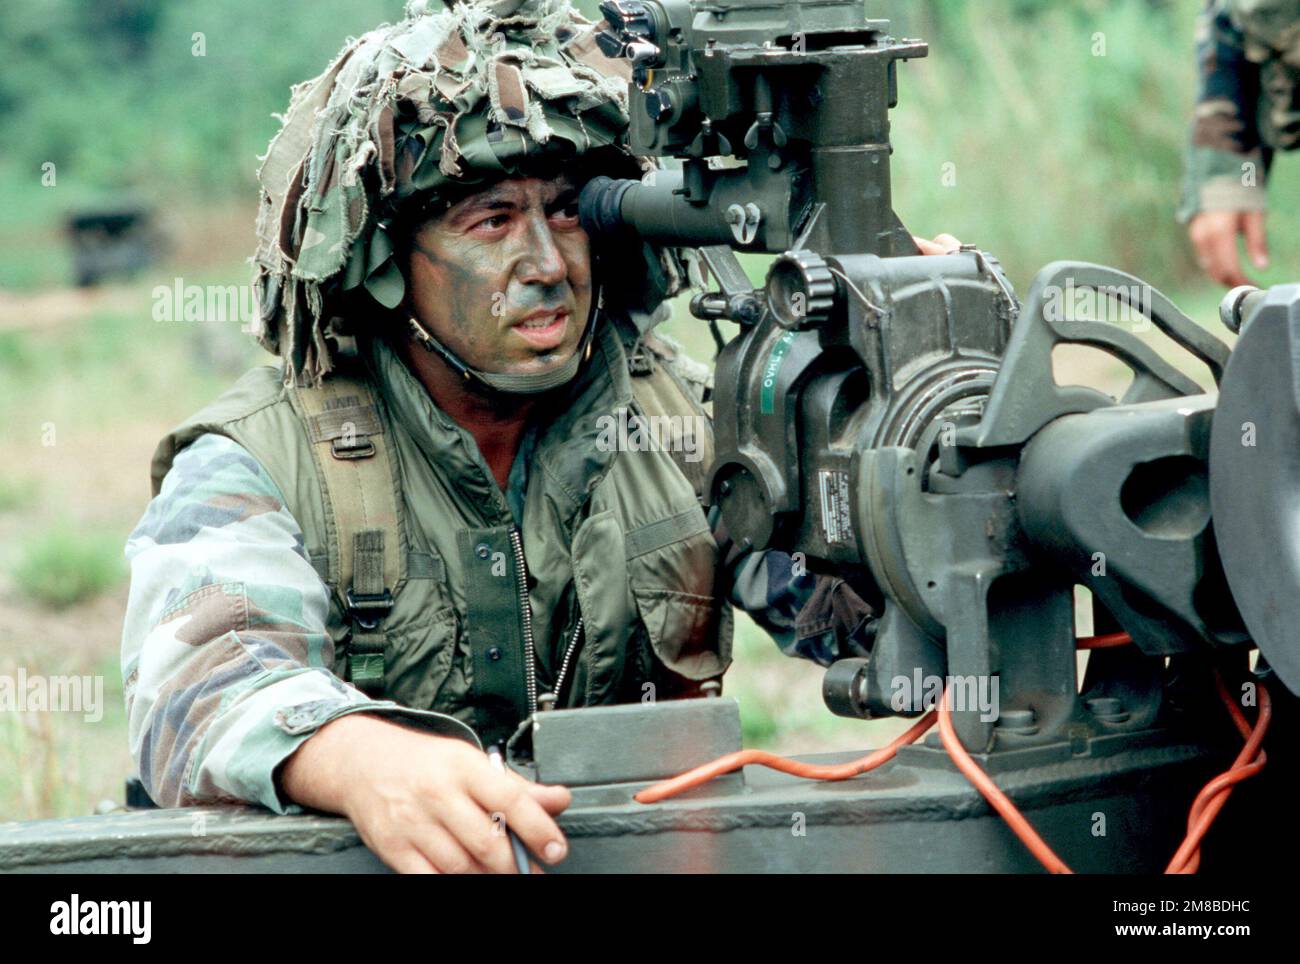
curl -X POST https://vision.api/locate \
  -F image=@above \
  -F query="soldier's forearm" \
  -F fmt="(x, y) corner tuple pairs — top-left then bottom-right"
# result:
(278, 712), (388, 815)
(277, 713), (483, 819)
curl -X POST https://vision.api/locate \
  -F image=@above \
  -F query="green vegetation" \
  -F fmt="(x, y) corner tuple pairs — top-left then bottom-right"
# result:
(5, 0), (1294, 296)
(0, 476), (36, 514)
(0, 653), (131, 821)
(12, 525), (127, 609)
(880, 0), (1300, 296)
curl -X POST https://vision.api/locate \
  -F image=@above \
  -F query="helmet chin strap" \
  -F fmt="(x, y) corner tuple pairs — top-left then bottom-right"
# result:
(407, 287), (602, 396)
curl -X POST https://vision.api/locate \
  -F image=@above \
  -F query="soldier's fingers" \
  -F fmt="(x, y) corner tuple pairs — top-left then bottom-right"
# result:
(911, 235), (944, 256)
(523, 780), (572, 816)
(933, 233), (963, 254)
(1243, 210), (1270, 271)
(412, 822), (486, 875)
(471, 778), (569, 866)
(504, 768), (572, 814)
(1200, 227), (1248, 288)
(384, 846), (440, 875)
(439, 795), (519, 874)
(1189, 215), (1224, 278)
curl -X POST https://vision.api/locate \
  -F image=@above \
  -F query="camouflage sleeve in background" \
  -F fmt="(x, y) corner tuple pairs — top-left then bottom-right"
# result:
(1180, 0), (1282, 221)
(713, 507), (875, 667)
(121, 433), (478, 813)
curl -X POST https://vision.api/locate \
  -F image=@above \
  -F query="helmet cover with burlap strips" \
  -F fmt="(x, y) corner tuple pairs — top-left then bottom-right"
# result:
(253, 0), (676, 385)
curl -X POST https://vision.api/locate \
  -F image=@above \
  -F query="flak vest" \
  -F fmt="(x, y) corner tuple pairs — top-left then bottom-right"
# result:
(150, 317), (733, 749)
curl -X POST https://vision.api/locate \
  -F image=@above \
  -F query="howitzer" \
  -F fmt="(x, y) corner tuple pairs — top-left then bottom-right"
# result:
(568, 0), (1296, 869)
(2, 0), (1295, 873)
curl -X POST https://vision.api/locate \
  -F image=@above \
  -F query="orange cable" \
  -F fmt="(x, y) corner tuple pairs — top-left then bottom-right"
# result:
(634, 631), (1272, 876)
(1076, 632), (1134, 650)
(1165, 676), (1271, 874)
(937, 647), (1270, 874)
(934, 684), (1073, 873)
(633, 710), (937, 804)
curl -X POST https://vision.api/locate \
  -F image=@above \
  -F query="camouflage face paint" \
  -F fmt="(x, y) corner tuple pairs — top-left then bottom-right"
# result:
(406, 175), (593, 377)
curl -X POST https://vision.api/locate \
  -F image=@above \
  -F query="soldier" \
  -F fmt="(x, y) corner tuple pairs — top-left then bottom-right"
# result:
(121, 0), (952, 874)
(1182, 0), (1300, 287)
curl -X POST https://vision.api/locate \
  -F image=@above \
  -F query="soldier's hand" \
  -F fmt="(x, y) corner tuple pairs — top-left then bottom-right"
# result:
(1189, 209), (1269, 288)
(913, 233), (963, 256)
(279, 712), (571, 874)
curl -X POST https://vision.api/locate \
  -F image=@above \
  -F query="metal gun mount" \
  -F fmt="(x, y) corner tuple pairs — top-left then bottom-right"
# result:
(581, 0), (925, 257)
(575, 0), (1297, 864)
(0, 0), (1294, 876)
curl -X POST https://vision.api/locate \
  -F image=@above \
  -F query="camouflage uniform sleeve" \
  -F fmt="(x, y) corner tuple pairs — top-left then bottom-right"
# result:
(121, 432), (478, 813)
(1180, 0), (1271, 222)
(712, 506), (875, 667)
(651, 329), (873, 665)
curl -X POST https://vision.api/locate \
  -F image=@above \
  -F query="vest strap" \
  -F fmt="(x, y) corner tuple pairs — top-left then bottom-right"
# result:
(289, 370), (404, 697)
(627, 333), (717, 504)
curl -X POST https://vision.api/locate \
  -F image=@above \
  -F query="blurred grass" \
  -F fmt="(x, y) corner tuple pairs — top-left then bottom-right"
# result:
(12, 525), (127, 609)
(881, 0), (1300, 296)
(0, 476), (37, 514)
(0, 290), (259, 818)
(0, 653), (129, 820)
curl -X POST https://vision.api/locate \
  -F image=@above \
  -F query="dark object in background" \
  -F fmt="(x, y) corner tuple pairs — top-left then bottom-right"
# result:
(65, 204), (161, 287)
(123, 777), (156, 810)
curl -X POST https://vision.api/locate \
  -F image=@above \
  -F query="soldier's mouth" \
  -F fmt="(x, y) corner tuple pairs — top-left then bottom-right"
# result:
(511, 309), (569, 350)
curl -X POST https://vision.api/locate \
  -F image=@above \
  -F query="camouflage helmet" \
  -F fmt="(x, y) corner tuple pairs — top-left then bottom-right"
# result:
(253, 0), (676, 385)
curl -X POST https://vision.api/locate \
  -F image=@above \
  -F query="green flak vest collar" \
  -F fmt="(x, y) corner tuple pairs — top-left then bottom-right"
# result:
(357, 314), (637, 532)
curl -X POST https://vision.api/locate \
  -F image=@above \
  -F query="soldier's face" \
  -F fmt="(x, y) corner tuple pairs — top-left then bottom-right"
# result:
(406, 175), (592, 377)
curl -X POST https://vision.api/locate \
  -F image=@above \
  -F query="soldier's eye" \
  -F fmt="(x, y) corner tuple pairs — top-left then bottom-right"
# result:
(473, 214), (511, 232)
(550, 203), (581, 225)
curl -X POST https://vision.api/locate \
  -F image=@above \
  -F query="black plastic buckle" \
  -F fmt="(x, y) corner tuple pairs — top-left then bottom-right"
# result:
(627, 341), (656, 376)
(345, 587), (394, 630)
(331, 437), (376, 460)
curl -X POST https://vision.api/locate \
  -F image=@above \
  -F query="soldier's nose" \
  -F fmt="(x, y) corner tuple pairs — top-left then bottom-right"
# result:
(518, 220), (568, 286)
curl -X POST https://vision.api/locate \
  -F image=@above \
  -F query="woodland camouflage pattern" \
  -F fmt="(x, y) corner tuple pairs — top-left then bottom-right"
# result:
(1182, 0), (1300, 220)
(121, 433), (477, 810)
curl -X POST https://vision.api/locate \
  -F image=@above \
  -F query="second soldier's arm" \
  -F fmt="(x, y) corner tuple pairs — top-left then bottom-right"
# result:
(1182, 0), (1271, 285)
(713, 506), (875, 668)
